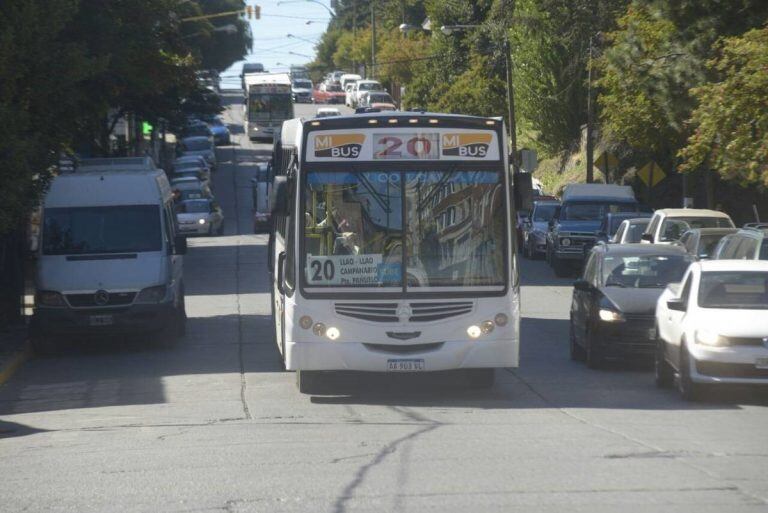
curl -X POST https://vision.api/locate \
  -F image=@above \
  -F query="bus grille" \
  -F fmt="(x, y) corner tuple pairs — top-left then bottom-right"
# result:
(334, 301), (474, 323)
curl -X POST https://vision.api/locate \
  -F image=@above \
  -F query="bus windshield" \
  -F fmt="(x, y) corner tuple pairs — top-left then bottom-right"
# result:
(248, 93), (292, 122)
(303, 170), (506, 291)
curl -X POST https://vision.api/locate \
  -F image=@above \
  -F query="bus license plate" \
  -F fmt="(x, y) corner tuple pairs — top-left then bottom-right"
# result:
(755, 357), (768, 369)
(89, 315), (114, 327)
(387, 359), (425, 372)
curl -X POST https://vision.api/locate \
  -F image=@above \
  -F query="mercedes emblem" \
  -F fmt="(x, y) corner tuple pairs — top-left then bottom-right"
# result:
(94, 289), (110, 306)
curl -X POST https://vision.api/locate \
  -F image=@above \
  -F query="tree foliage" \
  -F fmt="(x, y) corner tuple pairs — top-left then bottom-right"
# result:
(679, 24), (768, 186)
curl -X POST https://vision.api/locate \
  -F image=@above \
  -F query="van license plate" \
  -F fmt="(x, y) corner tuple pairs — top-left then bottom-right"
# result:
(89, 315), (114, 326)
(387, 359), (425, 372)
(755, 358), (768, 369)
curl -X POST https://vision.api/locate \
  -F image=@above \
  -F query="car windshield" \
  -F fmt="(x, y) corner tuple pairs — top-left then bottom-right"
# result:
(293, 80), (312, 89)
(698, 271), (768, 309)
(699, 234), (729, 258)
(43, 205), (161, 255)
(560, 202), (637, 221)
(661, 216), (733, 241)
(624, 220), (650, 243)
(533, 204), (558, 222)
(369, 93), (392, 103)
(602, 254), (691, 288)
(359, 82), (381, 91)
(178, 200), (210, 214)
(183, 139), (211, 151)
(303, 170), (506, 290)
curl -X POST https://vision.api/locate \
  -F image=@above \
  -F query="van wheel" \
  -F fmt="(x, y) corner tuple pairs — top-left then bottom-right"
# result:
(465, 368), (495, 389)
(654, 335), (673, 388)
(296, 370), (320, 394)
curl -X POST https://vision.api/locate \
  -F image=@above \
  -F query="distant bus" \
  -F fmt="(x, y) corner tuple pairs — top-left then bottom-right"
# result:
(240, 62), (265, 89)
(244, 73), (293, 141)
(268, 112), (522, 393)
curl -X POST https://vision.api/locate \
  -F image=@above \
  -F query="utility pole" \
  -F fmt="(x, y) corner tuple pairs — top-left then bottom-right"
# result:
(370, 2), (376, 79)
(586, 34), (594, 184)
(502, 0), (518, 173)
(352, 0), (357, 73)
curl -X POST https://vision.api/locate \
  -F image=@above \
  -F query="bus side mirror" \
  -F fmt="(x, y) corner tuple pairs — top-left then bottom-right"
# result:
(513, 172), (533, 212)
(270, 176), (289, 216)
(173, 235), (187, 255)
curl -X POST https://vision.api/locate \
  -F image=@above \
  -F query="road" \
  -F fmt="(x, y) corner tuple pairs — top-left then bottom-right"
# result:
(1, 96), (767, 513)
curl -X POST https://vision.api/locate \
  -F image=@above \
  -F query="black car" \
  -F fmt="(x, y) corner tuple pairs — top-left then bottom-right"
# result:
(569, 243), (693, 368)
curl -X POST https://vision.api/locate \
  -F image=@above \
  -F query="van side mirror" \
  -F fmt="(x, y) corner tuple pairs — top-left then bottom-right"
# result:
(270, 176), (289, 216)
(174, 235), (187, 255)
(667, 298), (686, 312)
(641, 233), (654, 243)
(512, 172), (533, 212)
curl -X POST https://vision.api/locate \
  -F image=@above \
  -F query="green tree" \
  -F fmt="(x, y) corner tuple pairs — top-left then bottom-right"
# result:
(679, 24), (768, 186)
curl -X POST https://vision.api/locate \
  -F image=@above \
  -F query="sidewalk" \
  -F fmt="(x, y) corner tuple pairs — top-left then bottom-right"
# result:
(0, 324), (30, 385)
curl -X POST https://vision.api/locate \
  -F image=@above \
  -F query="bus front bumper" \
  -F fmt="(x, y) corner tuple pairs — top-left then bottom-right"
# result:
(285, 337), (519, 372)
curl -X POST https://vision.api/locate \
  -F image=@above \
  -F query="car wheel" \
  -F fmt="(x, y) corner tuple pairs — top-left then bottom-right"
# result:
(654, 334), (674, 388)
(569, 318), (585, 361)
(678, 342), (704, 401)
(465, 368), (495, 389)
(585, 327), (604, 369)
(296, 370), (320, 394)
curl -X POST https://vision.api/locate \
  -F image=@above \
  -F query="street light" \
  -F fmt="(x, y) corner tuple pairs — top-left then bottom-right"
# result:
(287, 33), (317, 45)
(276, 0), (335, 17)
(288, 51), (313, 59)
(440, 24), (519, 173)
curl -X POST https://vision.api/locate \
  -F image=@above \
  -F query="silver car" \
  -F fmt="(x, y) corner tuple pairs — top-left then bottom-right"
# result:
(176, 198), (224, 236)
(178, 136), (217, 170)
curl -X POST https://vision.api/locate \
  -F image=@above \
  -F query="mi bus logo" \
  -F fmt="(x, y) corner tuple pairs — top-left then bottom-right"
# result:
(314, 134), (365, 158)
(442, 133), (492, 157)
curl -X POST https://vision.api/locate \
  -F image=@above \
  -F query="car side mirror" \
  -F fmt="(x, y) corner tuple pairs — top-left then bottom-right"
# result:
(641, 233), (654, 243)
(573, 279), (592, 291)
(270, 176), (289, 216)
(174, 235), (187, 255)
(667, 298), (686, 312)
(512, 172), (533, 212)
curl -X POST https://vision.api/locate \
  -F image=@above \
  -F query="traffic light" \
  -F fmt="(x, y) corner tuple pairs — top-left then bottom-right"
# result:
(254, 6), (260, 19)
(246, 5), (253, 19)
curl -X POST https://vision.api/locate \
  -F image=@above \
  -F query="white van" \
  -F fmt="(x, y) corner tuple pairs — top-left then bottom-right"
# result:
(339, 73), (362, 92)
(31, 157), (187, 353)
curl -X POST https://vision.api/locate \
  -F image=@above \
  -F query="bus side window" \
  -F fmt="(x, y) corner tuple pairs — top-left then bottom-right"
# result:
(284, 178), (296, 292)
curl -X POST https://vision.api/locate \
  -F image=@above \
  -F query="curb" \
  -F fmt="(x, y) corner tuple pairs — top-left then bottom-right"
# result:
(0, 341), (31, 386)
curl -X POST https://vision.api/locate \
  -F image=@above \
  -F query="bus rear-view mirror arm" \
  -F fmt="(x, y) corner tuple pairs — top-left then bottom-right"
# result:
(270, 176), (289, 216)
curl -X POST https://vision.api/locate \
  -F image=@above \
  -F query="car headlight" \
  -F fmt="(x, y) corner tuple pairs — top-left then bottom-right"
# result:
(198, 218), (206, 224)
(560, 237), (572, 247)
(37, 290), (66, 307)
(136, 285), (168, 304)
(695, 330), (726, 347)
(598, 308), (625, 323)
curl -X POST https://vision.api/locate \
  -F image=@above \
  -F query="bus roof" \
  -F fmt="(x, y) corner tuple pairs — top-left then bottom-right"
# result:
(245, 72), (291, 87)
(303, 111), (503, 130)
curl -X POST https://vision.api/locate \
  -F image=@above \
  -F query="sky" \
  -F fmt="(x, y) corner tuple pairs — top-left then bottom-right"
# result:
(219, 0), (332, 88)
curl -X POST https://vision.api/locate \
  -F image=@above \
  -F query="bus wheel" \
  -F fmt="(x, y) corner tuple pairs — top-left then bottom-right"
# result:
(465, 369), (495, 389)
(296, 370), (320, 394)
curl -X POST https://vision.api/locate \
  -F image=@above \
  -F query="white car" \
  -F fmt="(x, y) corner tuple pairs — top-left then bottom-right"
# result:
(642, 208), (734, 245)
(315, 107), (341, 118)
(350, 79), (384, 107)
(176, 198), (224, 236)
(655, 260), (768, 400)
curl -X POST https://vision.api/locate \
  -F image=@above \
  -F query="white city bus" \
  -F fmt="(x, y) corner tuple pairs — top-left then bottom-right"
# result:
(269, 112), (522, 393)
(244, 73), (293, 141)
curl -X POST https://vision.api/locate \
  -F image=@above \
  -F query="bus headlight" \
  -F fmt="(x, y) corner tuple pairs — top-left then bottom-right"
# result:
(494, 313), (508, 326)
(326, 327), (340, 340)
(299, 316), (313, 330)
(467, 325), (482, 339)
(481, 320), (495, 334)
(312, 322), (326, 337)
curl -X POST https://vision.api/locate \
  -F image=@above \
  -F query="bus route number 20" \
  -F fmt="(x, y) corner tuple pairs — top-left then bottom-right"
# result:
(374, 134), (438, 160)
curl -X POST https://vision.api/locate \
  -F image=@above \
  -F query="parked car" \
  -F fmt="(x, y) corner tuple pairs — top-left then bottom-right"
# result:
(522, 199), (560, 259)
(315, 107), (341, 118)
(655, 260), (768, 400)
(641, 208), (734, 245)
(312, 82), (346, 104)
(172, 180), (213, 202)
(570, 243), (693, 368)
(610, 218), (652, 244)
(291, 78), (313, 103)
(178, 136), (216, 170)
(30, 157), (187, 353)
(546, 184), (640, 277)
(597, 211), (652, 244)
(175, 155), (211, 174)
(712, 227), (768, 261)
(678, 227), (738, 260)
(176, 198), (224, 236)
(358, 91), (396, 110)
(172, 168), (210, 188)
(181, 122), (214, 143)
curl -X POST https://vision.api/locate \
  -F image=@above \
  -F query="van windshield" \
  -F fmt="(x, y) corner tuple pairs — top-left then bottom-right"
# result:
(43, 205), (162, 255)
(560, 202), (637, 221)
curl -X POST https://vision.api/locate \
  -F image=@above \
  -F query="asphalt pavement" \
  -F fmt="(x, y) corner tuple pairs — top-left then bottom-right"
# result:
(0, 96), (766, 513)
